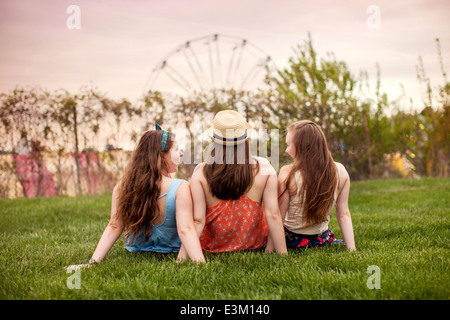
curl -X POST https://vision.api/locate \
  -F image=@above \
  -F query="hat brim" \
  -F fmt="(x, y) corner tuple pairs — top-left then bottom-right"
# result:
(205, 123), (253, 146)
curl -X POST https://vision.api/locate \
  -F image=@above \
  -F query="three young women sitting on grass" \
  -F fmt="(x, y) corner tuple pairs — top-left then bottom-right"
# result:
(80, 110), (355, 267)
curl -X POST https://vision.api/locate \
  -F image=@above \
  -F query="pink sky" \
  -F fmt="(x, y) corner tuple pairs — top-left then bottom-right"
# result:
(0, 0), (449, 111)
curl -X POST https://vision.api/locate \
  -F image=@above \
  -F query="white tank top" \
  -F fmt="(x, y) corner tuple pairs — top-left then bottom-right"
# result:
(284, 162), (339, 235)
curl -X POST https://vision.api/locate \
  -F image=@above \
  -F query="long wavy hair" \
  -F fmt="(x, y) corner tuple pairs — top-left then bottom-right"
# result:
(115, 130), (174, 244)
(204, 140), (260, 200)
(281, 120), (338, 225)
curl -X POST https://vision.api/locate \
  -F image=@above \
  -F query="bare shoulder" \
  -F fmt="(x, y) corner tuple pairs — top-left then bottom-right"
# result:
(335, 162), (350, 191)
(112, 182), (121, 197)
(193, 162), (205, 173)
(279, 164), (293, 177)
(278, 164), (297, 194)
(175, 179), (192, 200)
(253, 156), (270, 165)
(178, 179), (190, 187)
(278, 164), (294, 184)
(254, 156), (276, 176)
(335, 162), (349, 179)
(191, 163), (206, 181)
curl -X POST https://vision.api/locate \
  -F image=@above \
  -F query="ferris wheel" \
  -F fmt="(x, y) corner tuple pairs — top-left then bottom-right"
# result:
(144, 34), (274, 96)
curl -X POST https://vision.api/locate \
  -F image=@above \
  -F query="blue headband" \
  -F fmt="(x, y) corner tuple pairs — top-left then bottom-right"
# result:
(155, 124), (169, 151)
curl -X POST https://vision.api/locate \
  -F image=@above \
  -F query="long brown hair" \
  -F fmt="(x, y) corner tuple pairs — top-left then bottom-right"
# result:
(116, 129), (174, 244)
(203, 140), (260, 200)
(281, 120), (338, 225)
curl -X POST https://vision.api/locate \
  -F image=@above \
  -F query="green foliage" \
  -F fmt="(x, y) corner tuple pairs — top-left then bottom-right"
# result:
(0, 35), (448, 192)
(261, 35), (449, 179)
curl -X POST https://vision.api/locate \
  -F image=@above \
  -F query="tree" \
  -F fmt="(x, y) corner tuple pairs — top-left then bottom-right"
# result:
(0, 87), (55, 197)
(265, 34), (385, 179)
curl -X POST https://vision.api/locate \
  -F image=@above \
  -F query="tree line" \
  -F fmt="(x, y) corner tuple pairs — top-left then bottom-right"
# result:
(0, 36), (448, 198)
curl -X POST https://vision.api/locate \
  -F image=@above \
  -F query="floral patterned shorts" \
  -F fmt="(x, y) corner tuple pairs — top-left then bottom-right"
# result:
(284, 227), (344, 248)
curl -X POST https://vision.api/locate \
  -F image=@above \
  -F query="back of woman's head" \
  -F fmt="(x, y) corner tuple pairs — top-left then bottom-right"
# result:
(117, 129), (174, 244)
(284, 120), (337, 225)
(203, 109), (259, 200)
(288, 120), (330, 167)
(204, 140), (259, 200)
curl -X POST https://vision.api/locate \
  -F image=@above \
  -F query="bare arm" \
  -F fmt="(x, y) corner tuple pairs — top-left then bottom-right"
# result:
(277, 165), (291, 222)
(90, 184), (124, 263)
(177, 165), (206, 261)
(175, 181), (205, 263)
(266, 166), (290, 252)
(335, 164), (356, 252)
(263, 168), (288, 254)
(189, 164), (207, 237)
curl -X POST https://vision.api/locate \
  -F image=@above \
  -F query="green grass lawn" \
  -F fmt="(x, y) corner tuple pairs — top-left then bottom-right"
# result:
(0, 178), (448, 300)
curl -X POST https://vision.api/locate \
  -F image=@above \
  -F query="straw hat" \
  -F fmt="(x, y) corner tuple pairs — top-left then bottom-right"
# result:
(206, 110), (252, 146)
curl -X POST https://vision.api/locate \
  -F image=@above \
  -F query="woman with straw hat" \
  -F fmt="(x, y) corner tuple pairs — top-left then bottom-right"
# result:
(178, 110), (287, 256)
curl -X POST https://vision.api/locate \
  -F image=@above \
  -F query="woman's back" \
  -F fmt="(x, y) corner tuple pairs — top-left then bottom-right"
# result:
(154, 176), (180, 225)
(192, 157), (277, 253)
(198, 157), (270, 207)
(190, 109), (287, 254)
(125, 177), (184, 252)
(200, 192), (268, 252)
(85, 128), (205, 265)
(283, 162), (340, 235)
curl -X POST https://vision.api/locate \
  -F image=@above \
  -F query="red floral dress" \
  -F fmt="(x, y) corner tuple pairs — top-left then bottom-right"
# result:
(200, 193), (269, 253)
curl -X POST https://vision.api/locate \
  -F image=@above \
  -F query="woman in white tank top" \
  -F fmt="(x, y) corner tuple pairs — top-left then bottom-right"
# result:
(270, 120), (356, 251)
